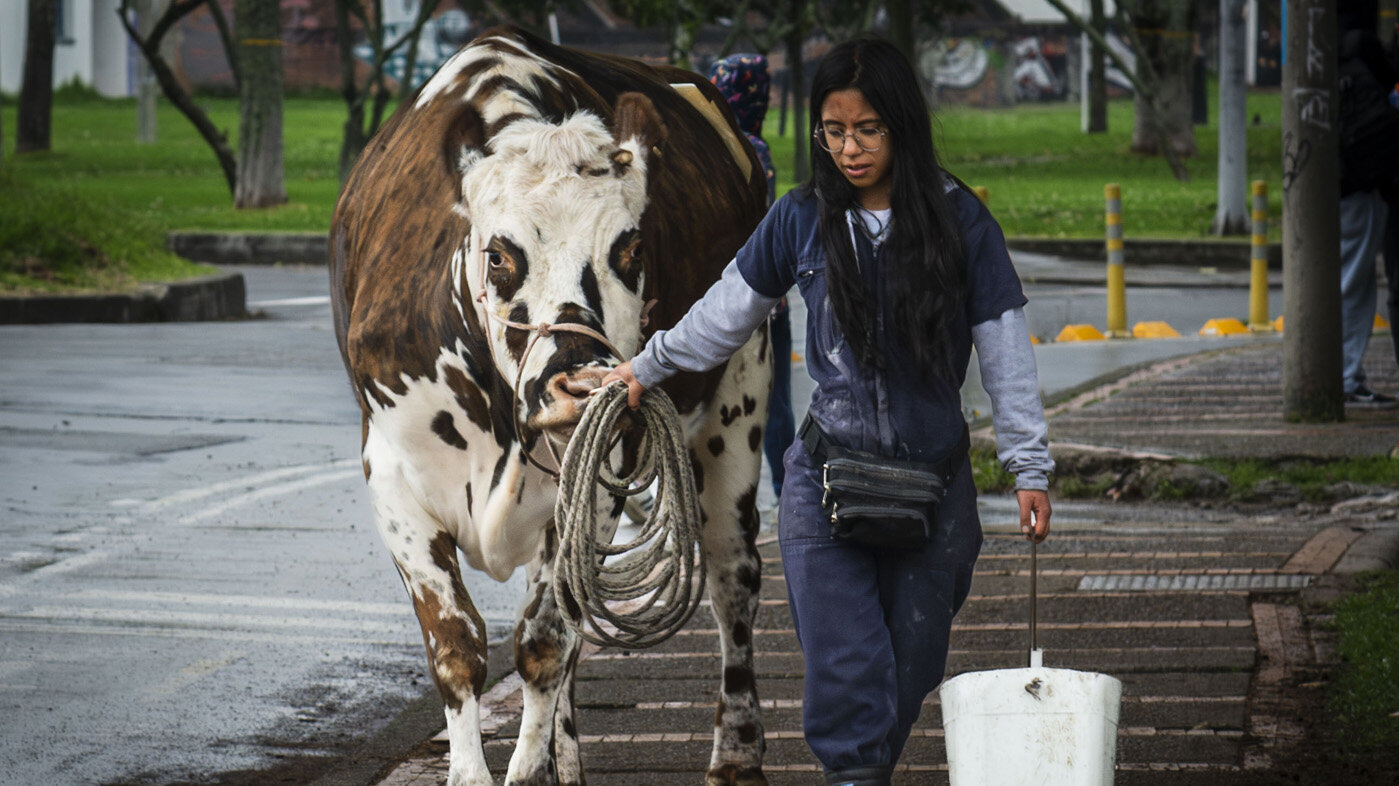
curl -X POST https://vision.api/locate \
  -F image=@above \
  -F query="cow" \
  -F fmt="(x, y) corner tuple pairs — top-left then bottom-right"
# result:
(329, 25), (771, 786)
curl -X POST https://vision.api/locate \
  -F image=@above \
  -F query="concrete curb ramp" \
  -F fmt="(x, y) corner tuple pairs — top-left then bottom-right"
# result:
(0, 272), (247, 325)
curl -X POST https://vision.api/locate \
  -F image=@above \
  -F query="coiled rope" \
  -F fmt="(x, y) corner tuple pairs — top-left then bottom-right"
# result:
(554, 381), (705, 649)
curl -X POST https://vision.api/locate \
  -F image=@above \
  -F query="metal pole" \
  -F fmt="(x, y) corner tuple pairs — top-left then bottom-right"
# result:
(1105, 183), (1128, 337)
(1249, 180), (1273, 330)
(1281, 0), (1343, 422)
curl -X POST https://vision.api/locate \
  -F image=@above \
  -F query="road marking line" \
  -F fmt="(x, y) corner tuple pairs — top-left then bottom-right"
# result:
(145, 651), (248, 699)
(10, 605), (413, 634)
(62, 589), (406, 617)
(178, 467), (361, 524)
(141, 458), (359, 511)
(248, 296), (331, 307)
(0, 551), (112, 597)
(0, 619), (413, 647)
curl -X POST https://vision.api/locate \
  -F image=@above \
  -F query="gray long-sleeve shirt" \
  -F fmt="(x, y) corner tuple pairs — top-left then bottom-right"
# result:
(633, 187), (1053, 490)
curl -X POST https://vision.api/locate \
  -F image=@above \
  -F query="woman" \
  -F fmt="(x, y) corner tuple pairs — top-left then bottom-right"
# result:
(604, 37), (1053, 785)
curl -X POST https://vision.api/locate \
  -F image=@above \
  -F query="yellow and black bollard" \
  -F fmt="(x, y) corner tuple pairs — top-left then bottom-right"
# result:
(1248, 180), (1273, 331)
(1104, 183), (1128, 337)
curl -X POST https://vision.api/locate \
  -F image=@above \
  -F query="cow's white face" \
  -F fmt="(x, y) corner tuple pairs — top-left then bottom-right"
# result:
(458, 102), (661, 447)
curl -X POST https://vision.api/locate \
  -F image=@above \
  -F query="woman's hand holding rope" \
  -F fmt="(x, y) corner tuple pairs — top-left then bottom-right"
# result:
(598, 361), (645, 409)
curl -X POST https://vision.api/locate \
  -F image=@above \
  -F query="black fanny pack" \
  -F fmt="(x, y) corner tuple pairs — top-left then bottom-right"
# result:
(800, 416), (969, 549)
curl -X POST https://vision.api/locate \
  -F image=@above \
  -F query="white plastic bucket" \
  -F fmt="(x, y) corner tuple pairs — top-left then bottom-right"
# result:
(939, 651), (1122, 785)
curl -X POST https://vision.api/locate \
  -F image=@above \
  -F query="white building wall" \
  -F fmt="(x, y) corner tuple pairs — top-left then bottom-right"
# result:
(1, 2), (28, 96)
(52, 0), (97, 90)
(1, 0), (133, 97)
(90, 0), (131, 96)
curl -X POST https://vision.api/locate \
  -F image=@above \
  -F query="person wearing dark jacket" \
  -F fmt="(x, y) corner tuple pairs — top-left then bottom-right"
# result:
(1337, 24), (1399, 403)
(605, 38), (1052, 785)
(708, 54), (795, 497)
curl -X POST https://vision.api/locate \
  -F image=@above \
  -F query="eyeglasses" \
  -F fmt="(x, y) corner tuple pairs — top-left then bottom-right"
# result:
(813, 125), (887, 153)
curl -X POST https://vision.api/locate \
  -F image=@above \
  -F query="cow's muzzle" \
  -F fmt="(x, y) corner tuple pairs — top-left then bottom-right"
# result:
(526, 365), (612, 438)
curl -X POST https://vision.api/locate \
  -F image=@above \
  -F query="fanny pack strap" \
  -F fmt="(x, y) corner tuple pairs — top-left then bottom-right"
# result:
(798, 415), (970, 488)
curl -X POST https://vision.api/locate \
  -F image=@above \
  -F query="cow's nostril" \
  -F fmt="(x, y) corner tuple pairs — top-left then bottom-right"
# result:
(557, 375), (601, 400)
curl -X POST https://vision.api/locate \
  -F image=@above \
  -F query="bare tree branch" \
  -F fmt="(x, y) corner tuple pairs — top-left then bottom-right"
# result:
(1042, 0), (1189, 181)
(117, 0), (239, 193)
(206, 0), (240, 93)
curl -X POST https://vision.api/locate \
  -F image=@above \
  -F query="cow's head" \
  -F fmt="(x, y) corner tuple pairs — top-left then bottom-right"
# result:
(459, 92), (666, 448)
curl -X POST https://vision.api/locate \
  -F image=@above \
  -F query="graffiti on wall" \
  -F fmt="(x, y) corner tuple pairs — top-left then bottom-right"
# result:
(926, 38), (991, 90)
(353, 9), (472, 90)
(1012, 36), (1067, 101)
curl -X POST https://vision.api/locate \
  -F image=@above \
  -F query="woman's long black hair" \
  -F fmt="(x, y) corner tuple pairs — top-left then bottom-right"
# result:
(804, 37), (966, 381)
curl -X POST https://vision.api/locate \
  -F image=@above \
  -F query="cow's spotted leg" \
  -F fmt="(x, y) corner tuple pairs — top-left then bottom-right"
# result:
(692, 336), (770, 786)
(506, 523), (583, 786)
(367, 467), (492, 786)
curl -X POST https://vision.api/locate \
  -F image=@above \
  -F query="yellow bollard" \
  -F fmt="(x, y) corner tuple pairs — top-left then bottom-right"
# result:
(1248, 181), (1273, 331)
(1104, 183), (1128, 337)
(973, 185), (989, 205)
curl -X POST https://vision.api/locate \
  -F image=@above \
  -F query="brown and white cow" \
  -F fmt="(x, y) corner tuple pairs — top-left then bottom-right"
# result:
(330, 26), (771, 786)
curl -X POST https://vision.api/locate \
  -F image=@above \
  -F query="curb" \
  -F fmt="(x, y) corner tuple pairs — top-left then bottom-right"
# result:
(0, 272), (247, 325)
(1005, 237), (1282, 271)
(165, 232), (1282, 273)
(169, 231), (329, 266)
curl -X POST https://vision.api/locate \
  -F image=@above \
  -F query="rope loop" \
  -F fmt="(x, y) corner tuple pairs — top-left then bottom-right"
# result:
(554, 382), (705, 649)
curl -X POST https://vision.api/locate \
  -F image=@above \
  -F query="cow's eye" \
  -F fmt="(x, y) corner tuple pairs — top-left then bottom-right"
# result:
(629, 242), (643, 263)
(487, 251), (507, 269)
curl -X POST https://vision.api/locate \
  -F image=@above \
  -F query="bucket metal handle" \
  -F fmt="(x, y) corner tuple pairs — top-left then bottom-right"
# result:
(1028, 538), (1038, 667)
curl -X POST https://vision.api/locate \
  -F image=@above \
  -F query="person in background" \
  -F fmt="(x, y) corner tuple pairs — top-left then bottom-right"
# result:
(606, 37), (1052, 785)
(1382, 19), (1399, 368)
(1337, 6), (1399, 404)
(709, 53), (794, 496)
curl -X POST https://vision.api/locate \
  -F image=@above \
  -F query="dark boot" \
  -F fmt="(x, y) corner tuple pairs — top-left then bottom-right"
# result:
(824, 765), (892, 786)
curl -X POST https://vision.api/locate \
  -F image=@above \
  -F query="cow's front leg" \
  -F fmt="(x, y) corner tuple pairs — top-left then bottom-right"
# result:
(369, 470), (492, 786)
(507, 523), (583, 786)
(693, 339), (770, 785)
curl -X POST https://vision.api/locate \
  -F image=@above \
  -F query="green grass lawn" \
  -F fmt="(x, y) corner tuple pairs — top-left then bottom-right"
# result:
(1, 84), (1282, 292)
(1330, 571), (1399, 757)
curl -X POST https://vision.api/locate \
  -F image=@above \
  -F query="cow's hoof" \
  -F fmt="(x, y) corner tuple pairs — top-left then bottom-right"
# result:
(705, 764), (767, 786)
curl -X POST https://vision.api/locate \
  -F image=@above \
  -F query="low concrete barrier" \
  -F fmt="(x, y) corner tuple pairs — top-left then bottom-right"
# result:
(0, 272), (246, 325)
(167, 232), (329, 266)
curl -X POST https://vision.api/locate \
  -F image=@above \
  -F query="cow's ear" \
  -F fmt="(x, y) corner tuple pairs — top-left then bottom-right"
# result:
(609, 92), (667, 172)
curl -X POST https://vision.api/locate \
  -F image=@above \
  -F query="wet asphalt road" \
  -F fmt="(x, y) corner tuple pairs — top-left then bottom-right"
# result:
(0, 266), (523, 785)
(0, 259), (1387, 785)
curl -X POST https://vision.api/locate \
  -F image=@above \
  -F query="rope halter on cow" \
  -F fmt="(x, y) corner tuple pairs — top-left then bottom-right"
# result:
(469, 228), (702, 648)
(554, 381), (705, 648)
(469, 226), (653, 478)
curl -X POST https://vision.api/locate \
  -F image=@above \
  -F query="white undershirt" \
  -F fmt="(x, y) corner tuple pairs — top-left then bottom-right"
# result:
(854, 206), (893, 246)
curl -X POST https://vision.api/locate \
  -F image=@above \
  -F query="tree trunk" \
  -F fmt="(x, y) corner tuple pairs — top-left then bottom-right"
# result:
(786, 0), (809, 184)
(1281, 0), (1342, 422)
(886, 0), (915, 66)
(1211, 0), (1248, 235)
(234, 0), (287, 209)
(1126, 0), (1198, 157)
(1, 32), (6, 166)
(136, 0), (158, 144)
(1087, 0), (1107, 132)
(17, 0), (57, 154)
